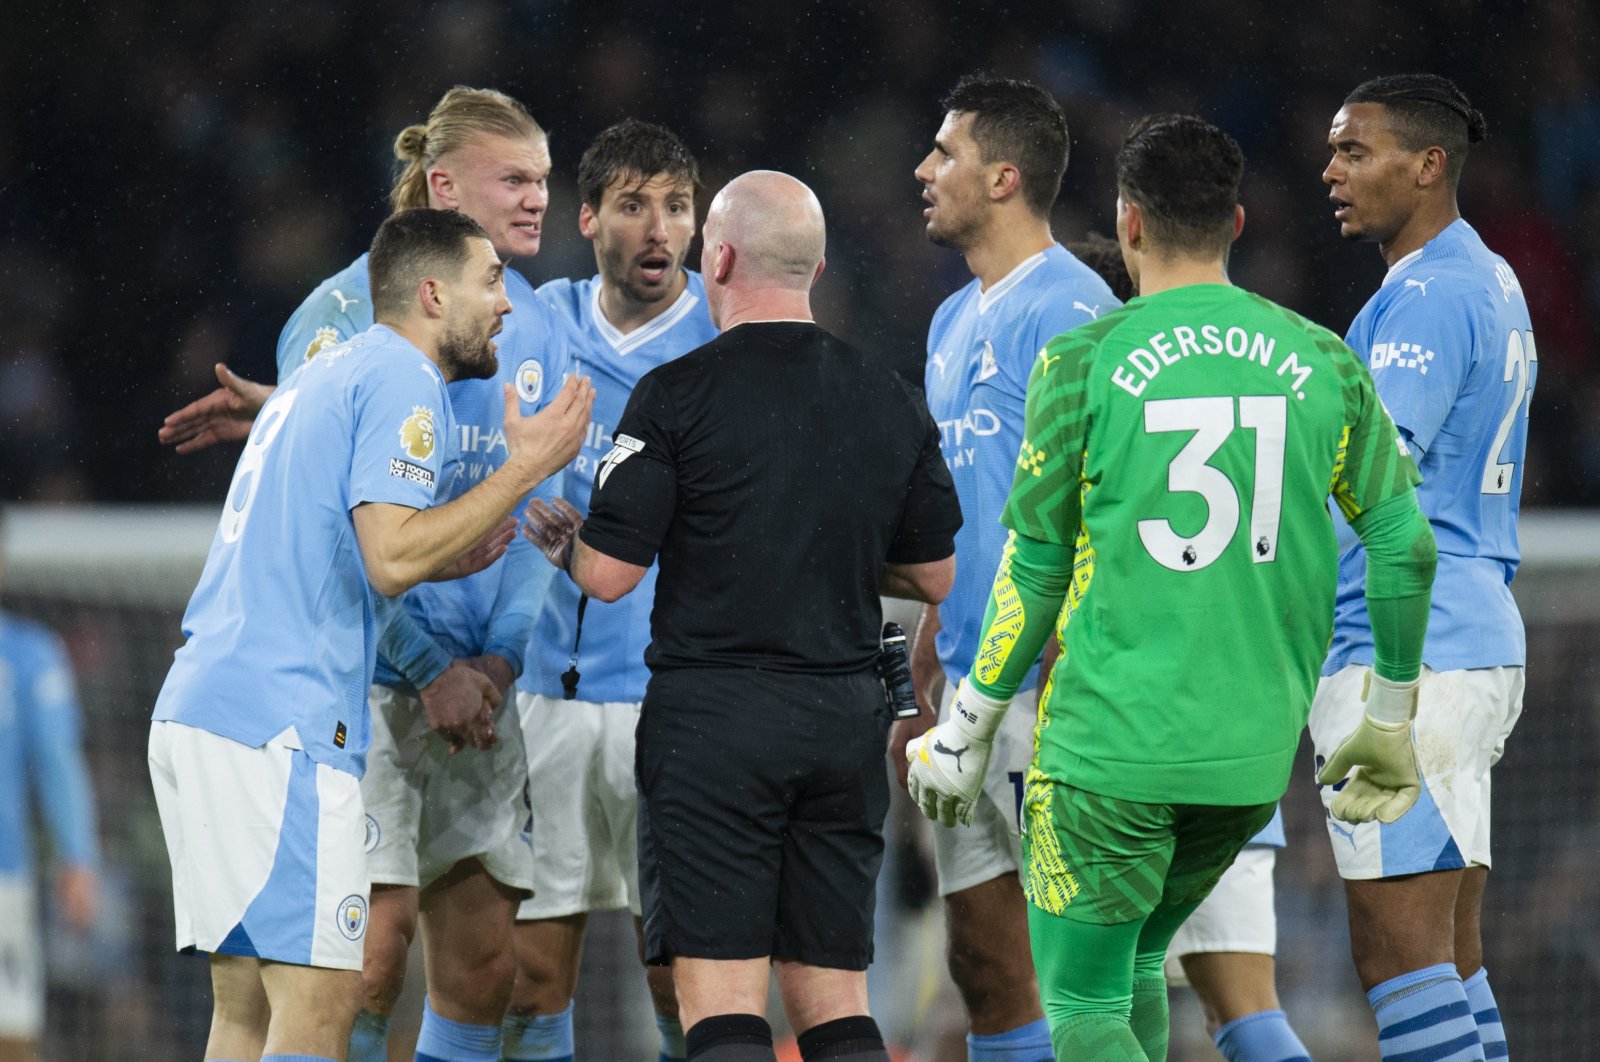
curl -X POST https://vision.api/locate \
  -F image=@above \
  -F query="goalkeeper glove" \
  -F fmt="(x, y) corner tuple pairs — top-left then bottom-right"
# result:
(906, 681), (1009, 828)
(1317, 671), (1421, 824)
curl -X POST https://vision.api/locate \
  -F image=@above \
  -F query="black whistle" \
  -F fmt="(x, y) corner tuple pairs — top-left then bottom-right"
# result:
(561, 666), (581, 701)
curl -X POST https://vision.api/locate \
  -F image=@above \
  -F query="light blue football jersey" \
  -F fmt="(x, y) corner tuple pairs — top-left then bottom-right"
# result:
(154, 325), (455, 777)
(1327, 219), (1535, 674)
(277, 255), (572, 687)
(926, 244), (1118, 690)
(520, 273), (719, 702)
(0, 613), (98, 877)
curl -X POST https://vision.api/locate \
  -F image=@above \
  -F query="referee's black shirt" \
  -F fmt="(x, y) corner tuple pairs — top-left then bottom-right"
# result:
(580, 321), (961, 675)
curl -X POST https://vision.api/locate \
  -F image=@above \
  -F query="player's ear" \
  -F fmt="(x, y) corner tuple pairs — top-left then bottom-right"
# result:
(428, 165), (458, 210)
(578, 202), (599, 241)
(1416, 146), (1448, 189)
(1232, 203), (1246, 241)
(418, 277), (447, 319)
(989, 162), (1022, 204)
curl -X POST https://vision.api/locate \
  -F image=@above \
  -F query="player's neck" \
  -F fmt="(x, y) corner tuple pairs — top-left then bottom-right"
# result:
(1134, 253), (1231, 297)
(381, 319), (454, 379)
(965, 214), (1054, 292)
(1379, 200), (1461, 268)
(597, 269), (689, 335)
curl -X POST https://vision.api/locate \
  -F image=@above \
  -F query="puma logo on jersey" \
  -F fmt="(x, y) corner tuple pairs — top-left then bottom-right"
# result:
(1037, 349), (1062, 375)
(1402, 277), (1435, 296)
(1073, 301), (1101, 318)
(933, 739), (970, 772)
(331, 289), (361, 313)
(929, 350), (954, 379)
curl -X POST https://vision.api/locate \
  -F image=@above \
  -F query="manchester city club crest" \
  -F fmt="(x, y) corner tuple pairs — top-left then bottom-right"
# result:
(337, 894), (368, 940)
(516, 358), (544, 404)
(363, 814), (380, 853)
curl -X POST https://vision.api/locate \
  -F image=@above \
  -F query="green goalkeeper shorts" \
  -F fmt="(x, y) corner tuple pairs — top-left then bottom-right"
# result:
(1022, 774), (1274, 924)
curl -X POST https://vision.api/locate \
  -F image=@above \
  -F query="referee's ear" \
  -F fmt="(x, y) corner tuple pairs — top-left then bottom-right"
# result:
(809, 256), (826, 288)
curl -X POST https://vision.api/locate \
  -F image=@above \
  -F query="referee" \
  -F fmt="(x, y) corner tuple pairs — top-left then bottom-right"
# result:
(525, 170), (961, 1062)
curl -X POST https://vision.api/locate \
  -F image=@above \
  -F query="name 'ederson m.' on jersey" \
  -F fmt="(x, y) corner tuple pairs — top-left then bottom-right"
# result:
(926, 245), (1118, 691)
(154, 326), (455, 777)
(1327, 219), (1534, 675)
(1001, 285), (1419, 806)
(519, 273), (719, 703)
(277, 254), (573, 687)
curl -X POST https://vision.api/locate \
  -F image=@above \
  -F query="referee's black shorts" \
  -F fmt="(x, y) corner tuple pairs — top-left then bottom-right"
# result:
(636, 665), (891, 969)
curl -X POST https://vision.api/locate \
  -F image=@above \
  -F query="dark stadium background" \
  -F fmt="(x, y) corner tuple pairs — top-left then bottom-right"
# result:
(3, 1), (1598, 1059)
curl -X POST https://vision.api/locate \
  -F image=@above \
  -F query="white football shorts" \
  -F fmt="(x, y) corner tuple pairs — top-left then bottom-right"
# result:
(1309, 664), (1524, 879)
(0, 875), (42, 1038)
(363, 685), (533, 893)
(929, 682), (1039, 897)
(1163, 846), (1278, 985)
(148, 720), (368, 971)
(516, 692), (642, 920)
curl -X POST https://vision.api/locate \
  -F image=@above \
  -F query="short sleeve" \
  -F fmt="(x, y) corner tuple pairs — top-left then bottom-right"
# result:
(1359, 283), (1477, 455)
(1001, 335), (1093, 547)
(580, 373), (678, 567)
(887, 412), (961, 564)
(348, 364), (453, 511)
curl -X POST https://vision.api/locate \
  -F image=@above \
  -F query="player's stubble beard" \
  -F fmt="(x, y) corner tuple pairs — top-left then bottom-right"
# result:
(438, 317), (499, 382)
(599, 232), (681, 307)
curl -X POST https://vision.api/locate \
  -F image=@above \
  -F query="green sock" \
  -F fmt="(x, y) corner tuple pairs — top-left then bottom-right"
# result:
(1050, 1012), (1148, 1061)
(1128, 977), (1169, 1061)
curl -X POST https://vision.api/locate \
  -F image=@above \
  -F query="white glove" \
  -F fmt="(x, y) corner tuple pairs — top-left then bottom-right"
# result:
(905, 681), (1009, 828)
(1317, 671), (1421, 824)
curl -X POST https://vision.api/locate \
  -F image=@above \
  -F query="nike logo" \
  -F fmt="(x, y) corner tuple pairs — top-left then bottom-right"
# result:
(1403, 277), (1435, 296)
(1072, 301), (1100, 319)
(332, 289), (361, 313)
(933, 739), (969, 772)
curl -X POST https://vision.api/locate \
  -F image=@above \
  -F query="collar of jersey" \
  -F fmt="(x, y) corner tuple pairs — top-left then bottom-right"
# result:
(1381, 218), (1470, 287)
(590, 277), (701, 356)
(977, 249), (1049, 315)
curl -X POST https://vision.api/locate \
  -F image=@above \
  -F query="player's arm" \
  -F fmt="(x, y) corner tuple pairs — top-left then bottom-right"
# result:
(907, 336), (1088, 826)
(1318, 366), (1438, 823)
(22, 637), (99, 931)
(355, 376), (593, 596)
(1359, 284), (1476, 458)
(157, 363), (275, 454)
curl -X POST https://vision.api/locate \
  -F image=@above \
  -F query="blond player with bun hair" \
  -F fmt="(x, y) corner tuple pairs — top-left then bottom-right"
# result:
(158, 86), (582, 1062)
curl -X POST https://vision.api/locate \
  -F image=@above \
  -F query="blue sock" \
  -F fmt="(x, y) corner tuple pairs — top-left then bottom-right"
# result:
(349, 1008), (393, 1062)
(967, 1017), (1054, 1061)
(262, 1056), (336, 1061)
(1463, 968), (1507, 1059)
(1368, 963), (1485, 1062)
(1213, 1008), (1312, 1062)
(656, 1012), (687, 1061)
(414, 995), (500, 1062)
(502, 1002), (575, 1062)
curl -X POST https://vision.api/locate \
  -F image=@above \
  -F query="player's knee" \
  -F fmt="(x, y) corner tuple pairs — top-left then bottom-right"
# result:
(507, 951), (577, 1017)
(947, 935), (1032, 1018)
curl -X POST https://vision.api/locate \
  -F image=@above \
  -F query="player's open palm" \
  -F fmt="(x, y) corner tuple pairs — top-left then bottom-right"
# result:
(523, 497), (585, 570)
(158, 362), (274, 454)
(503, 374), (595, 482)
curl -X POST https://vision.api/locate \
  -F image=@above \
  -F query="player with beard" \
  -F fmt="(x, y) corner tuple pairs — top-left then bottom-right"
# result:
(503, 119), (718, 1062)
(158, 87), (581, 1062)
(149, 207), (591, 1062)
(893, 75), (1114, 1062)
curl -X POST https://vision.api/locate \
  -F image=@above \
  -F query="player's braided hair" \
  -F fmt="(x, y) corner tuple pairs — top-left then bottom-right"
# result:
(1344, 74), (1486, 186)
(389, 87), (546, 212)
(577, 119), (699, 209)
(942, 74), (1069, 218)
(1116, 114), (1243, 259)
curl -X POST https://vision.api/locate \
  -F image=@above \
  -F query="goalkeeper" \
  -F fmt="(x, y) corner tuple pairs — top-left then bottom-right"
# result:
(907, 113), (1437, 1062)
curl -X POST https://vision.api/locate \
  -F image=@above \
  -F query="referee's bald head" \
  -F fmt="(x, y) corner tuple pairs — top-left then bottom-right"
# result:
(704, 170), (826, 290)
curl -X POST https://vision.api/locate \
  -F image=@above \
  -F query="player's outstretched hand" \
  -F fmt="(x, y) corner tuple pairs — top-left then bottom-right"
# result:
(503, 374), (595, 485)
(431, 517), (517, 582)
(1317, 672), (1421, 824)
(420, 659), (502, 754)
(523, 498), (585, 571)
(905, 681), (1009, 827)
(157, 362), (274, 454)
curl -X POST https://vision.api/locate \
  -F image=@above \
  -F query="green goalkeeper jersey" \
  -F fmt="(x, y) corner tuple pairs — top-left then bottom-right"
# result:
(1001, 283), (1420, 805)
